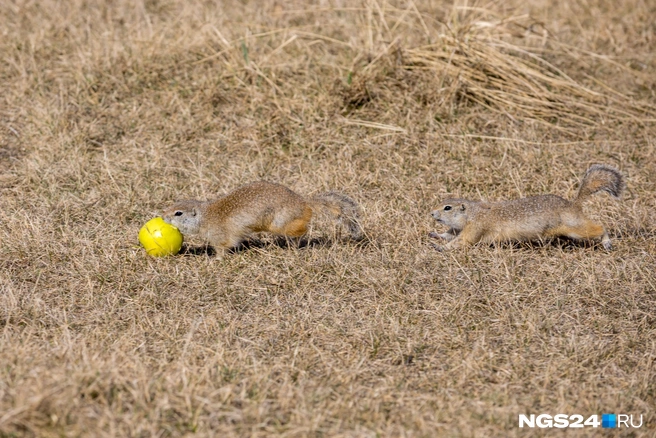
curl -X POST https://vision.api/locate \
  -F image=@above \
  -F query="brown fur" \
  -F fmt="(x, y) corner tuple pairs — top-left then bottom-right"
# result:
(430, 165), (624, 250)
(162, 181), (362, 257)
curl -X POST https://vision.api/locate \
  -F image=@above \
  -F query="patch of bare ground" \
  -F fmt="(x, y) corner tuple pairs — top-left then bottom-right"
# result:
(1, 0), (654, 436)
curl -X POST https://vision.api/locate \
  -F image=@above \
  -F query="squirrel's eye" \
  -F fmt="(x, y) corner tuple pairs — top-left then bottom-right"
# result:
(174, 211), (183, 216)
(444, 206), (452, 211)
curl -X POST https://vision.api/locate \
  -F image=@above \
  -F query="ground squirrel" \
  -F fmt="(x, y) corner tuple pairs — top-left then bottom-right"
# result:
(429, 164), (625, 250)
(163, 181), (362, 257)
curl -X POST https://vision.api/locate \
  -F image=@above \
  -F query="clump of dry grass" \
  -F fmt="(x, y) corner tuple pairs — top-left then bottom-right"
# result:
(403, 24), (655, 128)
(334, 3), (656, 133)
(1, 0), (655, 436)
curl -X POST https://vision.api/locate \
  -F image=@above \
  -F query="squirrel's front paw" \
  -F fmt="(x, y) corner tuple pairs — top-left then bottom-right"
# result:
(430, 243), (446, 252)
(429, 231), (455, 242)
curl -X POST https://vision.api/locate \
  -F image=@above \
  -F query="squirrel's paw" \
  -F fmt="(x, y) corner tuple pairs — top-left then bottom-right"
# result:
(430, 243), (446, 252)
(429, 231), (456, 242)
(429, 231), (452, 240)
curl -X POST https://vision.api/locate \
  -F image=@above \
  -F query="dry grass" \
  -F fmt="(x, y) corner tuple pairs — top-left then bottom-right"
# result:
(1, 0), (655, 436)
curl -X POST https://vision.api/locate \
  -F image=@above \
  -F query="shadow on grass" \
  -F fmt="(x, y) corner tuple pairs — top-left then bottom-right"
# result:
(428, 234), (623, 251)
(511, 238), (606, 251)
(179, 235), (372, 257)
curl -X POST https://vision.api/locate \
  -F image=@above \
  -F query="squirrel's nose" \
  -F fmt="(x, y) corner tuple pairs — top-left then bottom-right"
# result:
(431, 211), (439, 219)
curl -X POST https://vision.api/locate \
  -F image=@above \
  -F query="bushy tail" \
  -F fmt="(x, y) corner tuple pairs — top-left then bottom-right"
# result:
(310, 191), (363, 240)
(575, 164), (625, 204)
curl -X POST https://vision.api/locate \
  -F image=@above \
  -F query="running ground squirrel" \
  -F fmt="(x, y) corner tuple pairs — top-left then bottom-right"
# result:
(163, 181), (362, 257)
(430, 164), (625, 250)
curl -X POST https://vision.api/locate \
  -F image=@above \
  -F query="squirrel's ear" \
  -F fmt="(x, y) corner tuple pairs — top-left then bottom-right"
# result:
(191, 208), (197, 217)
(459, 203), (466, 211)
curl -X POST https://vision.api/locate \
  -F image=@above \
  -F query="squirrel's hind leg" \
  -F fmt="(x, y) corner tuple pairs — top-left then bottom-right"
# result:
(550, 220), (611, 249)
(272, 207), (312, 238)
(277, 218), (309, 238)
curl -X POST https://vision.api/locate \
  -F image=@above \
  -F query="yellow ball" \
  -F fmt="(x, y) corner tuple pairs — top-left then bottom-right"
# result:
(138, 217), (183, 257)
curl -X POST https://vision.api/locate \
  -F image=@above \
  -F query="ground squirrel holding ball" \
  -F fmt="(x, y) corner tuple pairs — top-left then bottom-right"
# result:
(163, 181), (362, 257)
(430, 164), (625, 250)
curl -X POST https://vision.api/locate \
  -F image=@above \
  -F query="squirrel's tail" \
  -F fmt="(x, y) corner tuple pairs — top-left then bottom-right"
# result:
(575, 164), (625, 204)
(310, 191), (363, 240)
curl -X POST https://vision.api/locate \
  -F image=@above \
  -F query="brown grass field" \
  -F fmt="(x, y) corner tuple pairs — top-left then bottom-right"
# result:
(1, 0), (655, 436)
